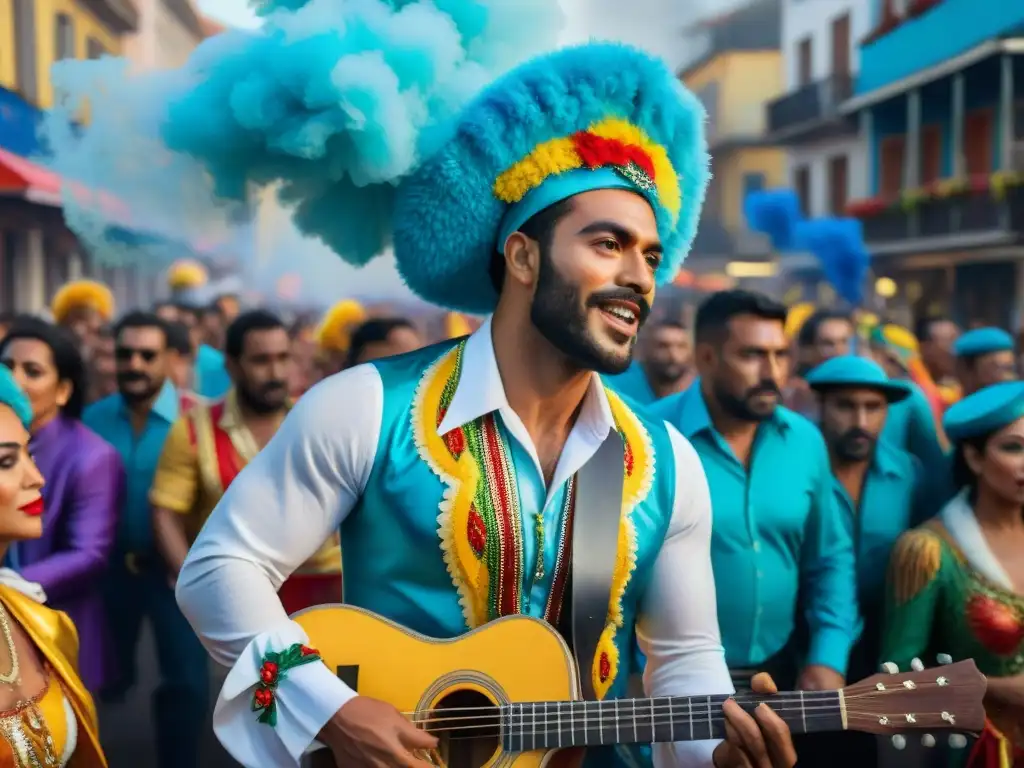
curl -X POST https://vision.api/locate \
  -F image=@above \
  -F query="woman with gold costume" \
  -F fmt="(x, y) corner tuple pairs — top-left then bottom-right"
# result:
(0, 366), (105, 767)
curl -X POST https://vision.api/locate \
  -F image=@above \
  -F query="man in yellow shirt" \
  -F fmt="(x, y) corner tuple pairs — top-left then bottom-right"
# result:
(150, 310), (341, 613)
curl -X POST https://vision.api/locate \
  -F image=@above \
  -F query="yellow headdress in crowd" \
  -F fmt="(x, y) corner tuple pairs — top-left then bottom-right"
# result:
(784, 302), (816, 340)
(167, 259), (208, 291)
(316, 299), (366, 353)
(51, 280), (115, 324)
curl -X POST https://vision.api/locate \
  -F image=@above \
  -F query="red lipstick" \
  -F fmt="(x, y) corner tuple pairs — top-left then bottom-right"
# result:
(19, 498), (43, 517)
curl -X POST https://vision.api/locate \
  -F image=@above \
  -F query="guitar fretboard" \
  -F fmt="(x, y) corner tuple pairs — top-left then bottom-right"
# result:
(500, 691), (843, 751)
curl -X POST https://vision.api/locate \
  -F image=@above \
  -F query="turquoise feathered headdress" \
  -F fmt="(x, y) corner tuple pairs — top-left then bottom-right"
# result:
(0, 367), (31, 430)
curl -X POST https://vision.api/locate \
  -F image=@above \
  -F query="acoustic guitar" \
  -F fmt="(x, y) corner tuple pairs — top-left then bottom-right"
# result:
(294, 605), (986, 767)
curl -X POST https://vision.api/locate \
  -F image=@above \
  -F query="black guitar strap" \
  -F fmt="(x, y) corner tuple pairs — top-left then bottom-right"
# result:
(569, 430), (626, 702)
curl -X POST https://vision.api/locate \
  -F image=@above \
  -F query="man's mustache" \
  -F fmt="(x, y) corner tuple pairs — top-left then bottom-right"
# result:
(261, 381), (287, 394)
(746, 381), (781, 399)
(841, 428), (875, 444)
(117, 371), (150, 383)
(586, 288), (652, 325)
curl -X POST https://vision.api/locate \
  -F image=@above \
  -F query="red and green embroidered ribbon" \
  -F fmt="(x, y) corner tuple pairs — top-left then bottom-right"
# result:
(252, 643), (322, 726)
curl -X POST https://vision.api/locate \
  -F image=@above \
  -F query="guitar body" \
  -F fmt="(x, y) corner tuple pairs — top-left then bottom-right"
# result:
(295, 605), (586, 767)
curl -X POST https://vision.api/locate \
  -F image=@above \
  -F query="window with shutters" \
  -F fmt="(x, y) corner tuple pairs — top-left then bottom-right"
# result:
(964, 108), (994, 175)
(12, 0), (37, 101)
(793, 165), (811, 215)
(879, 136), (905, 198)
(797, 37), (813, 87)
(919, 124), (942, 186)
(55, 13), (75, 60)
(86, 37), (107, 59)
(828, 155), (849, 214)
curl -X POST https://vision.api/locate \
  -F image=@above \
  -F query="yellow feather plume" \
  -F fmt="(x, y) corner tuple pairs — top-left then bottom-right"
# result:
(784, 302), (815, 340)
(167, 260), (208, 290)
(51, 281), (115, 324)
(316, 300), (367, 352)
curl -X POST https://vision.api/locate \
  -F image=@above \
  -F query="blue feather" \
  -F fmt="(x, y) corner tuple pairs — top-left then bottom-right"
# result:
(794, 218), (869, 305)
(744, 187), (868, 305)
(744, 190), (801, 251)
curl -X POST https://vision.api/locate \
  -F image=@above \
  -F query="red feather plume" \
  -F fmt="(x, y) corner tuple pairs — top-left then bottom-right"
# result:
(571, 132), (656, 181)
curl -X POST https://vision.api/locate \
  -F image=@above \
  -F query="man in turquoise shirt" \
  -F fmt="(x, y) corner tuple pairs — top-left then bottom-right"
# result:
(803, 355), (926, 765)
(805, 357), (925, 668)
(605, 318), (695, 405)
(84, 311), (208, 768)
(651, 290), (858, 692)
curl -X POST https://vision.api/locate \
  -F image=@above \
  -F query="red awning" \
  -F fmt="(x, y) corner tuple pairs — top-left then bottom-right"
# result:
(0, 147), (62, 207)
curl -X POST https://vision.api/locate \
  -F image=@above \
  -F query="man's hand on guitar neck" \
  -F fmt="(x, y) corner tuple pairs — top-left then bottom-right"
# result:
(318, 696), (439, 767)
(712, 673), (797, 768)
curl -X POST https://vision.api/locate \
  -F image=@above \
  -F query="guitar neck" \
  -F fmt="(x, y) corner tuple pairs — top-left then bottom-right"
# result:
(500, 691), (844, 751)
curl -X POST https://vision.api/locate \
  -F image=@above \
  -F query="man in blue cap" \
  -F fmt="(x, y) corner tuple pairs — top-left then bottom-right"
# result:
(806, 357), (925, 670)
(955, 326), (1017, 397)
(651, 290), (858, 697)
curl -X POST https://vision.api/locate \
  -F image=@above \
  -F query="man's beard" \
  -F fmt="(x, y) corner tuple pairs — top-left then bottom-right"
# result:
(834, 428), (876, 462)
(648, 361), (688, 385)
(712, 377), (780, 422)
(116, 372), (162, 404)
(529, 251), (649, 375)
(237, 381), (288, 415)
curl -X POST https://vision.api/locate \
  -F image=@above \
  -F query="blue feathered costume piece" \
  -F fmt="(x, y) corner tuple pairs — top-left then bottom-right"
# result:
(149, 0), (710, 312)
(0, 366), (31, 430)
(745, 190), (870, 305)
(393, 43), (711, 311)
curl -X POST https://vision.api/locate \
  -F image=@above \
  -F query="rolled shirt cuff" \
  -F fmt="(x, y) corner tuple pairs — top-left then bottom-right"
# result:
(212, 620), (357, 767)
(807, 627), (854, 677)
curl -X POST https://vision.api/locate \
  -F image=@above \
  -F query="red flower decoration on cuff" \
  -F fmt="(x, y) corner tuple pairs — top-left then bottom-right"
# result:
(251, 643), (323, 727)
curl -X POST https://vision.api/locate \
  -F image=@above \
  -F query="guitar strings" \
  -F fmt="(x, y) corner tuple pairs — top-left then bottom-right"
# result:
(410, 706), (963, 737)
(405, 698), (956, 732)
(401, 683), (952, 726)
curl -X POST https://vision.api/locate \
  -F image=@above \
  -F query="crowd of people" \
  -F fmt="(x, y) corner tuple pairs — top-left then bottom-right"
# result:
(611, 298), (1024, 766)
(0, 277), (472, 768)
(0, 28), (1022, 768)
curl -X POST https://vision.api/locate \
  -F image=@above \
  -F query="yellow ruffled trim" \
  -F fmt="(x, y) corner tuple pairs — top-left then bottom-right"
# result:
(592, 388), (655, 699)
(412, 347), (488, 629)
(492, 118), (682, 224)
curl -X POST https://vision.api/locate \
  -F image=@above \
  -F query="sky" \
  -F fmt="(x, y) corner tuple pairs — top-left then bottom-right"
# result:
(187, 0), (744, 306)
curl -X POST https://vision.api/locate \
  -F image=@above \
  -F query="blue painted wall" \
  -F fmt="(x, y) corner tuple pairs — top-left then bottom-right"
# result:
(857, 0), (1024, 95)
(864, 57), (1022, 196)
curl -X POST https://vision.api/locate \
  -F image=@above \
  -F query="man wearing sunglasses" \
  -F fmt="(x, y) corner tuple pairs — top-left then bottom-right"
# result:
(83, 311), (210, 768)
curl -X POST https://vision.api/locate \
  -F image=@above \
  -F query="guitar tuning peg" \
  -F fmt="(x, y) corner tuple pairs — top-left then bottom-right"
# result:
(891, 735), (906, 750)
(910, 658), (924, 671)
(936, 653), (953, 665)
(949, 734), (968, 749)
(921, 734), (936, 748)
(881, 661), (899, 674)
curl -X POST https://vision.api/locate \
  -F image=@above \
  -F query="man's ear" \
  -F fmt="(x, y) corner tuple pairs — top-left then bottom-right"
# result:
(502, 232), (541, 290)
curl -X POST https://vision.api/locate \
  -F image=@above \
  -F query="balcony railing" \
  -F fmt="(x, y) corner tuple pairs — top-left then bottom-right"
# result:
(856, 188), (1024, 245)
(766, 74), (854, 137)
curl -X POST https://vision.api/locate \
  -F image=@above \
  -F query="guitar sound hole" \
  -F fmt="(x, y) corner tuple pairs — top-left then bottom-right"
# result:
(427, 689), (500, 768)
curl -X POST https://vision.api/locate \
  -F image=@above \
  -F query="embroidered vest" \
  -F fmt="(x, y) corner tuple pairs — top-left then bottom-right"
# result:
(343, 340), (677, 703)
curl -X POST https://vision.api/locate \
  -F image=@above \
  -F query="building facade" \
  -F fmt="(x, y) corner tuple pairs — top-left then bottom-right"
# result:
(681, 0), (787, 289)
(769, 0), (871, 217)
(0, 0), (138, 314)
(842, 0), (1024, 328)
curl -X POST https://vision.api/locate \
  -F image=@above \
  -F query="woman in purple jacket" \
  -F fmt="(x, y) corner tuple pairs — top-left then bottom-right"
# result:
(0, 318), (122, 692)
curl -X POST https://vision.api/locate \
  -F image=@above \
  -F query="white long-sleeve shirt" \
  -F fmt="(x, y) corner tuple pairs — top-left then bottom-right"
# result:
(175, 323), (733, 767)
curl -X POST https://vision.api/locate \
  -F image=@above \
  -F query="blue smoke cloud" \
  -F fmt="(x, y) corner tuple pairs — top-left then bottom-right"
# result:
(42, 0), (564, 280)
(744, 188), (869, 305)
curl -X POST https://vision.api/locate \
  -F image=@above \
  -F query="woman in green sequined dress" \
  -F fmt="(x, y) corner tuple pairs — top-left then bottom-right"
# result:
(882, 380), (1024, 767)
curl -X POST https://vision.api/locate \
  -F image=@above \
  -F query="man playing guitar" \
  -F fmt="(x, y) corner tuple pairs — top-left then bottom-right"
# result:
(173, 33), (798, 768)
